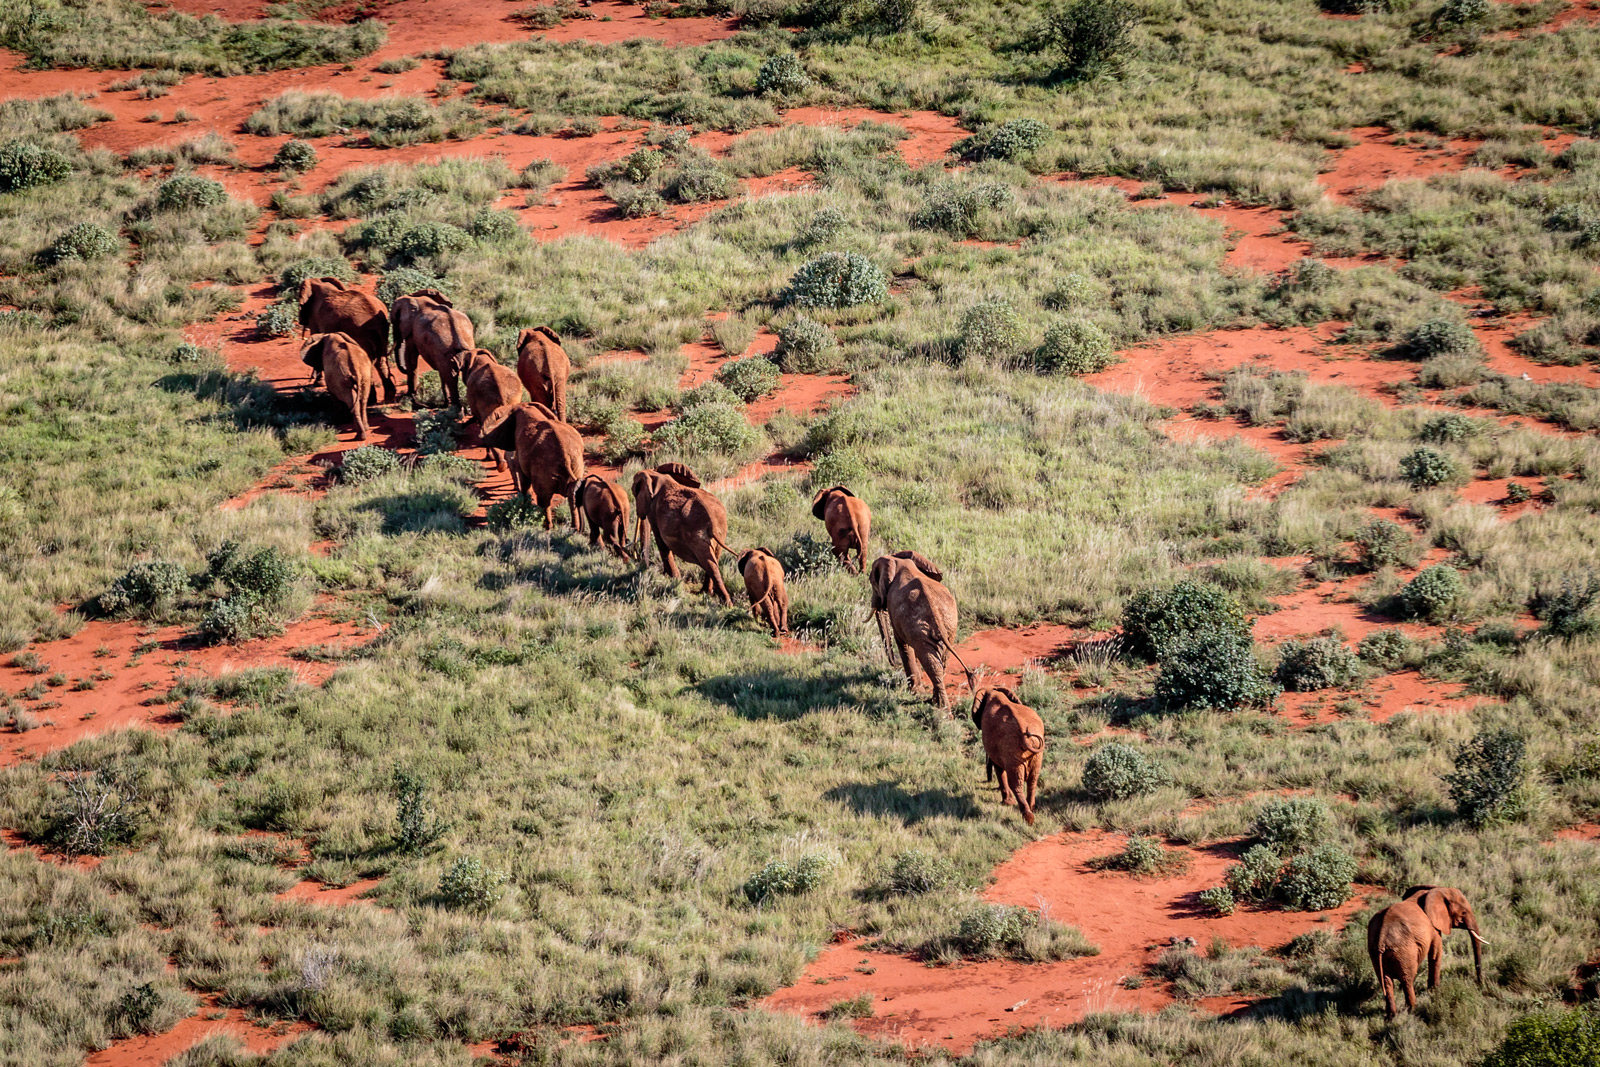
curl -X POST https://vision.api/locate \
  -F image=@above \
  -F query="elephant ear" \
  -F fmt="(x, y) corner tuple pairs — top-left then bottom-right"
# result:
(971, 688), (991, 728)
(526, 401), (557, 420)
(516, 328), (537, 353)
(301, 336), (327, 370)
(654, 461), (701, 488)
(480, 405), (520, 452)
(297, 277), (315, 305)
(810, 488), (832, 520)
(737, 549), (755, 571)
(894, 550), (942, 582)
(325, 277), (350, 291)
(536, 325), (563, 346)
(994, 686), (1020, 704)
(831, 484), (855, 498)
(1401, 885), (1437, 901)
(868, 556), (892, 612)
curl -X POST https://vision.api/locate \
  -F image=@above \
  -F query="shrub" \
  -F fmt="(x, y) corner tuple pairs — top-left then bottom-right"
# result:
(664, 163), (736, 203)
(741, 852), (835, 904)
(115, 982), (161, 1035)
(273, 138), (318, 172)
(797, 207), (846, 247)
(1438, 0), (1492, 25)
(954, 118), (1050, 162)
(786, 252), (888, 309)
(957, 904), (1031, 952)
(1103, 835), (1177, 875)
(419, 452), (480, 482)
(1420, 413), (1477, 444)
(101, 561), (188, 618)
(199, 594), (272, 644)
(716, 357), (781, 401)
(677, 380), (742, 411)
(412, 407), (460, 452)
(1405, 318), (1479, 357)
(169, 342), (214, 366)
(436, 856), (507, 911)
(397, 221), (471, 262)
(1251, 797), (1333, 852)
(485, 495), (543, 532)
(1081, 743), (1164, 801)
(340, 446), (401, 484)
(774, 316), (837, 373)
(217, 545), (296, 604)
(885, 849), (955, 894)
(47, 222), (119, 263)
(1444, 728), (1526, 827)
(1401, 563), (1465, 620)
(1480, 1006), (1600, 1067)
(776, 531), (839, 577)
(1198, 885), (1235, 916)
(155, 175), (227, 211)
(1533, 573), (1600, 640)
(375, 268), (447, 307)
(809, 449), (868, 489)
(819, 993), (875, 1020)
(279, 256), (355, 293)
(1400, 446), (1462, 488)
(1155, 626), (1277, 711)
(656, 403), (762, 456)
(1354, 518), (1413, 570)
(469, 207), (522, 243)
(1035, 319), (1114, 375)
(1042, 0), (1140, 81)
(1121, 579), (1248, 661)
(755, 52), (810, 95)
(392, 768), (450, 854)
(911, 181), (1013, 236)
(956, 299), (1023, 363)
(0, 141), (71, 192)
(1274, 637), (1362, 692)
(1225, 844), (1283, 902)
(1505, 481), (1532, 504)
(1276, 844), (1357, 911)
(606, 181), (665, 218)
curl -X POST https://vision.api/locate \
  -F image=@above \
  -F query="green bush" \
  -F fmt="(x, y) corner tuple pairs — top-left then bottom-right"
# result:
(1104, 835), (1175, 874)
(1400, 446), (1462, 488)
(664, 163), (736, 203)
(741, 852), (835, 904)
(216, 545), (296, 603)
(1505, 481), (1532, 504)
(1533, 573), (1600, 640)
(469, 207), (522, 243)
(796, 207), (846, 247)
(1444, 727), (1526, 827)
(397, 221), (471, 262)
(956, 299), (1023, 363)
(957, 904), (1031, 952)
(0, 140), (72, 192)
(1042, 0), (1140, 80)
(1276, 844), (1357, 911)
(419, 452), (480, 482)
(1405, 318), (1479, 357)
(678, 381), (742, 411)
(156, 175), (227, 211)
(808, 449), (868, 490)
(101, 561), (189, 618)
(1401, 563), (1465, 620)
(885, 849), (955, 894)
(1354, 518), (1413, 570)
(774, 316), (837, 373)
(199, 594), (274, 644)
(1081, 742), (1164, 801)
(614, 147), (665, 184)
(412, 407), (461, 453)
(953, 118), (1050, 163)
(911, 181), (1013, 236)
(1155, 626), (1278, 711)
(1035, 319), (1115, 375)
(436, 856), (507, 911)
(1225, 843), (1282, 902)
(1274, 637), (1362, 692)
(1420, 413), (1478, 444)
(1121, 578), (1249, 660)
(376, 268), (447, 306)
(340, 446), (402, 484)
(1251, 797), (1333, 852)
(716, 357), (781, 401)
(1479, 1006), (1600, 1067)
(485, 495), (543, 532)
(1439, 0), (1492, 25)
(169, 342), (214, 366)
(786, 252), (888, 309)
(606, 181), (666, 218)
(776, 531), (839, 577)
(279, 255), (355, 293)
(273, 138), (318, 172)
(656, 403), (762, 456)
(755, 52), (810, 95)
(47, 222), (119, 263)
(392, 768), (450, 854)
(1197, 885), (1235, 916)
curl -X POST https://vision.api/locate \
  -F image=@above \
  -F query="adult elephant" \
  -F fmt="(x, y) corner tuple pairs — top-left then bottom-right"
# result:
(971, 684), (1045, 825)
(869, 550), (974, 711)
(1404, 885), (1487, 987)
(631, 467), (733, 605)
(1368, 886), (1488, 1018)
(516, 326), (570, 423)
(301, 332), (378, 440)
(390, 289), (474, 407)
(461, 348), (524, 471)
(481, 403), (584, 529)
(811, 485), (871, 573)
(297, 278), (395, 401)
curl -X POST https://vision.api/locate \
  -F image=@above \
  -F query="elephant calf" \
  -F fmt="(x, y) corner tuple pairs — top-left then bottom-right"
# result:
(737, 547), (789, 637)
(298, 277), (395, 402)
(632, 467), (734, 605)
(972, 686), (1045, 825)
(462, 348), (525, 471)
(575, 474), (630, 560)
(302, 332), (378, 440)
(516, 326), (570, 423)
(1367, 885), (1487, 1018)
(811, 485), (871, 573)
(869, 550), (974, 711)
(390, 289), (473, 406)
(481, 403), (584, 529)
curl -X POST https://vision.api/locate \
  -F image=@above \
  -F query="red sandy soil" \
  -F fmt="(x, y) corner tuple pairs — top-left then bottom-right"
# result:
(0, 613), (357, 768)
(1442, 302), (1600, 388)
(2, 826), (103, 869)
(84, 994), (312, 1067)
(276, 875), (384, 904)
(1253, 547), (1450, 646)
(1278, 669), (1482, 727)
(1556, 822), (1600, 842)
(1459, 475), (1546, 519)
(1317, 126), (1579, 206)
(952, 623), (1080, 677)
(763, 829), (1371, 1053)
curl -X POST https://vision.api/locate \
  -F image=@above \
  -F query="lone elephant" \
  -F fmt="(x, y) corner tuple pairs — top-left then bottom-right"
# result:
(811, 484), (871, 573)
(461, 348), (524, 471)
(737, 547), (788, 637)
(516, 326), (570, 423)
(574, 473), (631, 559)
(297, 278), (395, 401)
(480, 402), (584, 529)
(390, 289), (474, 407)
(631, 467), (733, 605)
(301, 332), (378, 440)
(971, 685), (1045, 825)
(869, 550), (973, 711)
(1368, 885), (1488, 1019)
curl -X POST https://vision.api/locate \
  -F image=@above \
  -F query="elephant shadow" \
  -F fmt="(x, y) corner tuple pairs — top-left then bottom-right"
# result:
(357, 490), (471, 535)
(695, 665), (896, 723)
(822, 780), (983, 824)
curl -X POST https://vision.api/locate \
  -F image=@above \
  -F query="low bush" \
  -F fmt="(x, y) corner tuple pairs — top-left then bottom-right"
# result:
(0, 140), (71, 192)
(774, 316), (837, 373)
(1480, 1005), (1600, 1067)
(1276, 844), (1357, 911)
(776, 531), (840, 577)
(796, 207), (846, 247)
(1034, 319), (1114, 375)
(911, 182), (1013, 236)
(1438, 0), (1492, 22)
(1081, 742), (1164, 801)
(1155, 626), (1278, 711)
(953, 118), (1049, 162)
(1404, 318), (1479, 358)
(655, 403), (762, 456)
(956, 904), (1031, 953)
(1198, 885), (1235, 916)
(469, 207), (522, 243)
(663, 162), (736, 203)
(1532, 573), (1600, 640)
(1401, 563), (1465, 620)
(100, 561), (188, 618)
(279, 255), (355, 293)
(741, 852), (835, 904)
(1041, 0), (1140, 81)
(1121, 578), (1249, 660)
(716, 357), (780, 401)
(1225, 844), (1283, 902)
(1400, 446), (1462, 488)
(786, 252), (888, 309)
(755, 52), (810, 95)
(396, 221), (471, 263)
(1419, 413), (1478, 444)
(155, 175), (227, 211)
(392, 768), (450, 854)
(216, 544), (296, 604)
(168, 342), (214, 366)
(1274, 637), (1362, 691)
(412, 407), (461, 453)
(819, 993), (874, 1020)
(419, 452), (481, 482)
(956, 300), (1023, 363)
(808, 449), (867, 489)
(47, 222), (119, 263)
(1354, 518), (1413, 570)
(340, 446), (401, 484)
(1251, 797), (1333, 852)
(885, 848), (955, 894)
(606, 181), (665, 218)
(436, 856), (507, 911)
(678, 381), (742, 411)
(200, 594), (272, 644)
(376, 267), (447, 306)
(1100, 835), (1181, 875)
(1444, 727), (1526, 827)
(273, 138), (317, 172)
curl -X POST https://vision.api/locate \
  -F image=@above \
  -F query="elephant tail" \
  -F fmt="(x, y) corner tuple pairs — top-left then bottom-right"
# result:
(709, 534), (737, 560)
(1022, 729), (1043, 754)
(939, 636), (976, 696)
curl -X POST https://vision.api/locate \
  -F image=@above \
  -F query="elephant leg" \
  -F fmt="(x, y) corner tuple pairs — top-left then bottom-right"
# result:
(894, 636), (915, 688)
(658, 541), (679, 578)
(537, 491), (555, 530)
(1380, 972), (1396, 1020)
(778, 597), (788, 636)
(1427, 937), (1442, 991)
(354, 395), (370, 440)
(919, 646), (948, 710)
(706, 557), (733, 606)
(1400, 954), (1418, 1013)
(997, 765), (1018, 807)
(1009, 768), (1034, 824)
(378, 357), (398, 403)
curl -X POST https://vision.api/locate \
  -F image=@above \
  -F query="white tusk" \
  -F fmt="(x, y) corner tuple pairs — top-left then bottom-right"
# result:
(1470, 932), (1489, 946)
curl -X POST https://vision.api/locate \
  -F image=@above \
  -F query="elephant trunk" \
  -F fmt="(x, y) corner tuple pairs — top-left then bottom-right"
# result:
(1468, 925), (1486, 987)
(875, 610), (896, 668)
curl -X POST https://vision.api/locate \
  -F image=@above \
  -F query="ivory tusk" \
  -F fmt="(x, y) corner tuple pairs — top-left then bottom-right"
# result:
(1470, 932), (1490, 946)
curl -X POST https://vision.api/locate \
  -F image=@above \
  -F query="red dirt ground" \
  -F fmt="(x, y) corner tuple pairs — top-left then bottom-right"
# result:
(83, 994), (312, 1066)
(1317, 126), (1579, 205)
(276, 875), (385, 904)
(953, 623), (1080, 677)
(763, 829), (1371, 1053)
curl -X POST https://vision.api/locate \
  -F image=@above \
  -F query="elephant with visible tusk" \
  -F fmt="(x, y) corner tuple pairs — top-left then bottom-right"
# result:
(1368, 884), (1488, 1018)
(869, 550), (974, 711)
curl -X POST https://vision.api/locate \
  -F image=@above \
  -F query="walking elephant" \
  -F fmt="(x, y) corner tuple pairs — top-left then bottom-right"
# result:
(574, 474), (630, 559)
(811, 485), (871, 573)
(1368, 886), (1489, 1019)
(516, 326), (570, 423)
(461, 348), (524, 471)
(631, 467), (733, 605)
(737, 547), (788, 637)
(869, 550), (974, 711)
(390, 289), (474, 406)
(480, 403), (584, 529)
(971, 685), (1045, 825)
(1404, 885), (1487, 987)
(301, 332), (378, 440)
(297, 278), (395, 401)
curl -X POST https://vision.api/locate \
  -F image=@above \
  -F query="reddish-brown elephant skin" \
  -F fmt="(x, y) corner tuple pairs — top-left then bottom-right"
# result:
(461, 349), (525, 471)
(516, 326), (570, 423)
(971, 686), (1044, 824)
(737, 547), (789, 637)
(869, 550), (965, 710)
(631, 468), (733, 605)
(481, 403), (584, 530)
(1368, 885), (1488, 1020)
(390, 289), (474, 406)
(575, 474), (631, 560)
(301, 332), (378, 440)
(811, 485), (871, 573)
(297, 278), (395, 401)
(1403, 885), (1486, 988)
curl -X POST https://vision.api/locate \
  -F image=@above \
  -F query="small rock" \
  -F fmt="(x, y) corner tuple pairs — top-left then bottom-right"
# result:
(1006, 999), (1029, 1012)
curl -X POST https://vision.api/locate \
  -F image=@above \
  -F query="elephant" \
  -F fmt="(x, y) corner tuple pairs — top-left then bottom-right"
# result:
(301, 332), (378, 440)
(480, 402), (584, 529)
(1368, 886), (1488, 1019)
(631, 467), (734, 605)
(516, 326), (570, 423)
(297, 278), (395, 401)
(971, 685), (1045, 825)
(736, 547), (788, 637)
(869, 550), (974, 711)
(574, 474), (631, 559)
(811, 485), (871, 573)
(653, 461), (701, 487)
(461, 348), (525, 471)
(390, 289), (474, 406)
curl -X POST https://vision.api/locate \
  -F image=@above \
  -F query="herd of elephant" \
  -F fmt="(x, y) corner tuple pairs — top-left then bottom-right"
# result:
(293, 277), (1486, 1019)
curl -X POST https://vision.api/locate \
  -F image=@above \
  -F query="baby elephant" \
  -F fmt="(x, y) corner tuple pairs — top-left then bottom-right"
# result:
(575, 474), (630, 560)
(737, 547), (789, 638)
(811, 485), (871, 573)
(971, 685), (1045, 825)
